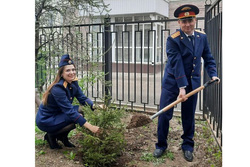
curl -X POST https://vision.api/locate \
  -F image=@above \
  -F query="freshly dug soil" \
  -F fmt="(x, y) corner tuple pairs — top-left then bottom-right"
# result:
(36, 112), (222, 167)
(126, 114), (153, 129)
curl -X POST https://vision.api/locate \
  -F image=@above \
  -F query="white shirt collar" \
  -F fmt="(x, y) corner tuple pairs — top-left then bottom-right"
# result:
(184, 31), (195, 37)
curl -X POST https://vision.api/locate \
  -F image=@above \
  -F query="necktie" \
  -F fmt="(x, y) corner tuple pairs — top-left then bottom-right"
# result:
(188, 35), (194, 47)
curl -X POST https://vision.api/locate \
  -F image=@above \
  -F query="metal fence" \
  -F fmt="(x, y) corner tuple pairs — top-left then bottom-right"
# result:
(36, 17), (204, 112)
(203, 0), (223, 148)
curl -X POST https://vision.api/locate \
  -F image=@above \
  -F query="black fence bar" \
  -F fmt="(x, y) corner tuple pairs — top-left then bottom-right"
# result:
(104, 17), (112, 104)
(203, 0), (222, 148)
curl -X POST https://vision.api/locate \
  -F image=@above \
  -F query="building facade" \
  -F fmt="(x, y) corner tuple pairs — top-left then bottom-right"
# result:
(91, 0), (211, 72)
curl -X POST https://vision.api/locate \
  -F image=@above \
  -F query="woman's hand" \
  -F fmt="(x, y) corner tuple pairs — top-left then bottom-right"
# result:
(98, 104), (105, 109)
(90, 125), (100, 134)
(83, 122), (100, 134)
(93, 104), (106, 110)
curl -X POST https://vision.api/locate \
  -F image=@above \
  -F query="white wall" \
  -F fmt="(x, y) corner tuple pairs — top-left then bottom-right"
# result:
(101, 0), (169, 17)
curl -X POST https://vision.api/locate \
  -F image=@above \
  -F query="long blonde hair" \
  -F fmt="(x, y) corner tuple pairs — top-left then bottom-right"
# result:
(42, 66), (65, 105)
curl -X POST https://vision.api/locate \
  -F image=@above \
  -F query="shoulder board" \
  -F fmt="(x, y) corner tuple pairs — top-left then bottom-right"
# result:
(63, 81), (68, 88)
(195, 29), (206, 34)
(171, 31), (180, 39)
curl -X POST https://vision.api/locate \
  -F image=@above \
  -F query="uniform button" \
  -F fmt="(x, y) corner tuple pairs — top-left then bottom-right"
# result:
(191, 76), (193, 78)
(194, 57), (197, 59)
(192, 70), (194, 72)
(70, 97), (72, 100)
(193, 64), (195, 67)
(70, 87), (72, 89)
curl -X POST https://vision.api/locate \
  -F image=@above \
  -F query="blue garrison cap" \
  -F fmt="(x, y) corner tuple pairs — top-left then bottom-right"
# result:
(59, 54), (74, 68)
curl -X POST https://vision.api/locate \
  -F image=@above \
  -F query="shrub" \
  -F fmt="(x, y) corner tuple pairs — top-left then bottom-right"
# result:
(77, 102), (126, 167)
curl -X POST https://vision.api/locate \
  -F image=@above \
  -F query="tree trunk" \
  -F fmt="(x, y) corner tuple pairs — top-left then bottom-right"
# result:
(35, 90), (41, 108)
(35, 21), (41, 111)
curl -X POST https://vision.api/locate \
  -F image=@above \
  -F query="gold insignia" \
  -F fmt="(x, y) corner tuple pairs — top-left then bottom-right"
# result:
(181, 7), (191, 11)
(63, 81), (68, 88)
(181, 37), (184, 40)
(171, 31), (180, 39)
(195, 29), (206, 34)
(184, 12), (189, 16)
(73, 77), (78, 81)
(197, 35), (200, 38)
(68, 60), (72, 64)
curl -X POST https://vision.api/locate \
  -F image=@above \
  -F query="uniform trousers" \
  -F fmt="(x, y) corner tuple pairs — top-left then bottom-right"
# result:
(155, 82), (198, 152)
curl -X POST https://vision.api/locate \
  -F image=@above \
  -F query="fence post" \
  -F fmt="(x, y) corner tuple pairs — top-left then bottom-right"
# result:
(104, 16), (112, 104)
(203, 2), (211, 120)
(204, 1), (211, 33)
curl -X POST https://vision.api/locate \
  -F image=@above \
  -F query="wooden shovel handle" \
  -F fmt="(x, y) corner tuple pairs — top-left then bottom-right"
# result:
(161, 85), (205, 113)
(150, 79), (219, 120)
(150, 85), (205, 119)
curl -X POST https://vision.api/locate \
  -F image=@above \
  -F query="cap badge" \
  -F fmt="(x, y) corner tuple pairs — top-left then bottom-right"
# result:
(184, 12), (190, 16)
(68, 60), (72, 64)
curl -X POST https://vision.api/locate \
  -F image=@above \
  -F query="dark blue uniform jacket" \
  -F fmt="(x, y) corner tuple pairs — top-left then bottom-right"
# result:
(36, 78), (93, 129)
(163, 29), (217, 90)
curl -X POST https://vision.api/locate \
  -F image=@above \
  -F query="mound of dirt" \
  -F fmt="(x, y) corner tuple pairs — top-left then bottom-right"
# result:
(126, 114), (152, 129)
(36, 113), (222, 167)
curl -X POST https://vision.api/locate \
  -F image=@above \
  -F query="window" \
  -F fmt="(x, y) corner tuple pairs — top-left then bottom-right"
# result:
(113, 15), (163, 64)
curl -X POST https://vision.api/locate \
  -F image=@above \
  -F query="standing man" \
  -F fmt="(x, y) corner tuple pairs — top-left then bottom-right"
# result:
(153, 4), (220, 162)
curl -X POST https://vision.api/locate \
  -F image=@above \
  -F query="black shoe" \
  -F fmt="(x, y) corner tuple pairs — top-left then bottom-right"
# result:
(183, 150), (193, 162)
(153, 149), (165, 158)
(44, 133), (62, 149)
(57, 132), (75, 147)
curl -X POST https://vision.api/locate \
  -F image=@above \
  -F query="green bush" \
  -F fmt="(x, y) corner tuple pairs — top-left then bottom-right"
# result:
(77, 103), (126, 167)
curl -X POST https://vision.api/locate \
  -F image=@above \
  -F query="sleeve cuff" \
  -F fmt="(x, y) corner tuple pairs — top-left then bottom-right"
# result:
(176, 77), (188, 88)
(75, 115), (87, 126)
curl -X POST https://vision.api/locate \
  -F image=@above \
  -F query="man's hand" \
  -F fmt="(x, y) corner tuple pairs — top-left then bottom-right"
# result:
(212, 76), (220, 84)
(178, 88), (188, 102)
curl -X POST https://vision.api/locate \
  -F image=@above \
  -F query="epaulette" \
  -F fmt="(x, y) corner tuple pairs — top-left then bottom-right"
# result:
(63, 81), (68, 88)
(171, 31), (180, 39)
(195, 29), (206, 34)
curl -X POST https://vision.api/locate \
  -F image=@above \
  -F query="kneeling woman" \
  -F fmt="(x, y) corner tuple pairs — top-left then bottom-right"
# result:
(36, 54), (100, 149)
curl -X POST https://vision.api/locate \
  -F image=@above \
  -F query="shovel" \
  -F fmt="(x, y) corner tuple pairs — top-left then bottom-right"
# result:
(126, 79), (219, 129)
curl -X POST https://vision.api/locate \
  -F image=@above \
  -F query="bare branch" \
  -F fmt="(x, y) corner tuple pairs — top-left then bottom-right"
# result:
(35, 0), (47, 21)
